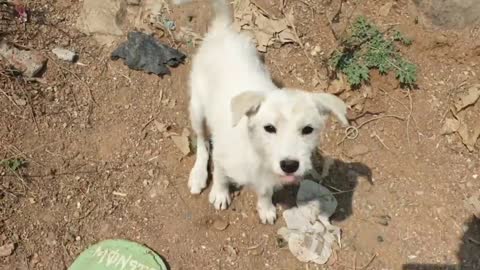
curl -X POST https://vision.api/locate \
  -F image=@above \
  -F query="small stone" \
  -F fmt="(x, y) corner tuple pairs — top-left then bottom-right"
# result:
(225, 245), (237, 257)
(52, 47), (77, 62)
(46, 232), (57, 246)
(0, 41), (47, 77)
(14, 98), (27, 106)
(75, 236), (81, 241)
(0, 243), (15, 257)
(213, 218), (229, 231)
(433, 34), (449, 47)
(310, 45), (321, 56)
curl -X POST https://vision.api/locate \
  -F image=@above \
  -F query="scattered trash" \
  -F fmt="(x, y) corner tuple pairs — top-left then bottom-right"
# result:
(68, 239), (168, 270)
(171, 128), (191, 156)
(233, 0), (299, 52)
(13, 0), (28, 23)
(277, 180), (341, 264)
(162, 18), (176, 31)
(464, 192), (480, 219)
(111, 32), (186, 76)
(52, 47), (77, 62)
(454, 84), (480, 112)
(0, 41), (46, 77)
(213, 218), (229, 231)
(0, 243), (15, 257)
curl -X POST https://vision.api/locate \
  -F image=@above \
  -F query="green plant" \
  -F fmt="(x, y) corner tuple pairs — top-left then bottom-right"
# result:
(1, 158), (25, 171)
(329, 16), (417, 88)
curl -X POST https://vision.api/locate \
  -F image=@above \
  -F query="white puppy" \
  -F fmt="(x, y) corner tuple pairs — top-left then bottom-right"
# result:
(187, 0), (348, 224)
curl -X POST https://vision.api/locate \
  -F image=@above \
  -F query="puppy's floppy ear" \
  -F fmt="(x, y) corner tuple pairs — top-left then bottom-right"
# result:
(231, 91), (265, 126)
(312, 93), (349, 126)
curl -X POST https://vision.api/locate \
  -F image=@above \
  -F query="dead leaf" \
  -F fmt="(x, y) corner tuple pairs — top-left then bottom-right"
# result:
(457, 120), (480, 152)
(233, 0), (299, 52)
(172, 128), (191, 156)
(0, 243), (15, 257)
(440, 118), (460, 135)
(455, 85), (480, 112)
(327, 75), (349, 95)
(379, 2), (394, 17)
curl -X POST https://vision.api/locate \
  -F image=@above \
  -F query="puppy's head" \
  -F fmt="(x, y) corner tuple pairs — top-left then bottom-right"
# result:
(231, 89), (348, 184)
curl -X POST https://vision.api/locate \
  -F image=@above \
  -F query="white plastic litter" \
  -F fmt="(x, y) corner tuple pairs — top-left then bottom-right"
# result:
(278, 180), (341, 264)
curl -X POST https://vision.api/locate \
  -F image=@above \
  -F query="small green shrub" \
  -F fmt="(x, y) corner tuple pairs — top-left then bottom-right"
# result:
(329, 16), (417, 88)
(1, 158), (25, 171)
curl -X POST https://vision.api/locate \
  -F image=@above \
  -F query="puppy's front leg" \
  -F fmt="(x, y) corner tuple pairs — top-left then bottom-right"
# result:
(256, 187), (276, 224)
(208, 162), (231, 210)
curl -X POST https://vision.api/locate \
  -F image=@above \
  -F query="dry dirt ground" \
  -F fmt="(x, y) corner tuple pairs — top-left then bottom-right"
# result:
(1, 0), (480, 269)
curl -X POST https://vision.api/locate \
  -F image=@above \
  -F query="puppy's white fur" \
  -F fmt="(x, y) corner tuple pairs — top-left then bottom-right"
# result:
(187, 0), (348, 224)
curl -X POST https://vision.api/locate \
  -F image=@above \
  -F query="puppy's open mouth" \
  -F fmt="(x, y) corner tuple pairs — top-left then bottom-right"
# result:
(279, 174), (302, 185)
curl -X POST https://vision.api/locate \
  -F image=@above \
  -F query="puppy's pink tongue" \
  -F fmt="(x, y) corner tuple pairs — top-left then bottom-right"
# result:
(281, 175), (297, 183)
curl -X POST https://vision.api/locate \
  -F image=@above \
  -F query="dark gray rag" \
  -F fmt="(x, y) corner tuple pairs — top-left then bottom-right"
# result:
(111, 32), (186, 76)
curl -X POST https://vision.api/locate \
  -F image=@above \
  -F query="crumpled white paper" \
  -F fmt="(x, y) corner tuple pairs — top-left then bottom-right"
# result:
(278, 180), (341, 264)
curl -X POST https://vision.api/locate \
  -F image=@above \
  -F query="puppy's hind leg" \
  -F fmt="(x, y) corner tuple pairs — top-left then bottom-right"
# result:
(188, 98), (209, 194)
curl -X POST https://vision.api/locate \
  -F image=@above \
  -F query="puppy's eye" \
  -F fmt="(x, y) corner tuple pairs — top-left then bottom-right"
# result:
(264, 124), (276, 134)
(301, 126), (314, 135)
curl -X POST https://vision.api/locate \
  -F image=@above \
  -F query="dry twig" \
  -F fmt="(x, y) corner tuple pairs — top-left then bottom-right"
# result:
(337, 114), (405, 145)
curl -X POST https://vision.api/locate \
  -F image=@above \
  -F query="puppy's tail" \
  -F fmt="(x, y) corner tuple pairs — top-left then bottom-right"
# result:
(210, 0), (233, 29)
(173, 0), (233, 29)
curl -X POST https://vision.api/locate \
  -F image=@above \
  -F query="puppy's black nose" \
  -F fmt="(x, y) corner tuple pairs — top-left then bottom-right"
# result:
(280, 159), (299, 174)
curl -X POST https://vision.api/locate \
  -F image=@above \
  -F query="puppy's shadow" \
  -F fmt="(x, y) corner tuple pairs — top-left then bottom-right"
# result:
(402, 216), (480, 270)
(273, 151), (372, 223)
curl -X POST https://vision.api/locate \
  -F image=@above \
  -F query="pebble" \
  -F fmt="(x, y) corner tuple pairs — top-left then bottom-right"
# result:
(52, 47), (77, 62)
(0, 243), (15, 257)
(213, 218), (229, 231)
(0, 41), (46, 77)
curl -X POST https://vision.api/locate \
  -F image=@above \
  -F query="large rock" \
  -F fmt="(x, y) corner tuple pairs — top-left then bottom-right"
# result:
(414, 0), (480, 28)
(0, 41), (46, 77)
(76, 0), (127, 45)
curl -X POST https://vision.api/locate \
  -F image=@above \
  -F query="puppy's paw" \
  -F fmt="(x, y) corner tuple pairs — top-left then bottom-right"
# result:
(208, 188), (231, 210)
(188, 166), (208, 194)
(258, 204), (277, 224)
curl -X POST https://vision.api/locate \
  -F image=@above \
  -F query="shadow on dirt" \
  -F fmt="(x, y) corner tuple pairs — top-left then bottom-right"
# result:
(402, 216), (480, 270)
